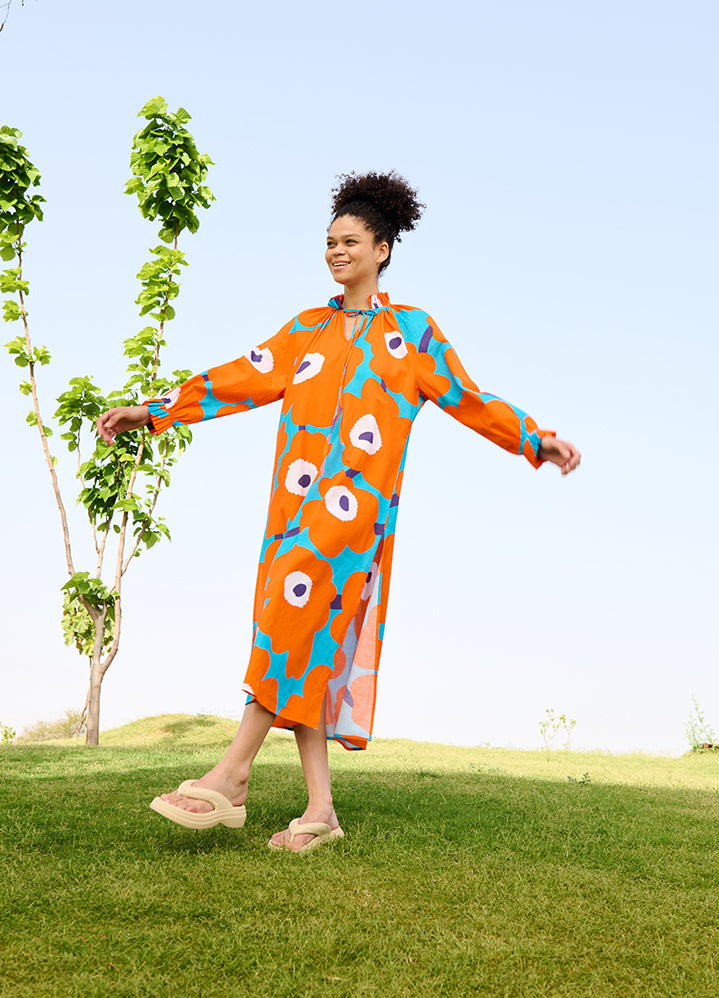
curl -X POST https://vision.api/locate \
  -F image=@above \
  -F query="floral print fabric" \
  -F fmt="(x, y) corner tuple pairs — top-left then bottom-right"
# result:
(146, 293), (549, 750)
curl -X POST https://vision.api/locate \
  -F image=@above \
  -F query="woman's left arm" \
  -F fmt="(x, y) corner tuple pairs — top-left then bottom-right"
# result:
(412, 313), (580, 472)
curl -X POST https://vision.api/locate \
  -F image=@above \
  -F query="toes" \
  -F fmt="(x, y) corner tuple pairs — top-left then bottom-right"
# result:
(157, 791), (211, 814)
(269, 829), (309, 851)
(289, 835), (314, 851)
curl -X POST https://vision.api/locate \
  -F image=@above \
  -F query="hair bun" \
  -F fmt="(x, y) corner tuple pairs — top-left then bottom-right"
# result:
(330, 171), (424, 242)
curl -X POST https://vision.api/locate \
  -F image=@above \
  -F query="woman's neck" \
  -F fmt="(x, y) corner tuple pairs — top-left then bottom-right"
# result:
(341, 282), (380, 311)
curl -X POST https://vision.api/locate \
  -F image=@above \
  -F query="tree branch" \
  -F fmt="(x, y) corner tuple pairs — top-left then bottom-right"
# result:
(0, 1), (22, 34)
(17, 243), (76, 578)
(122, 446), (168, 574)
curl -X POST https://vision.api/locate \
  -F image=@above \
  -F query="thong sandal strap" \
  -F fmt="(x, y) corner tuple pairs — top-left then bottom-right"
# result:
(288, 818), (331, 840)
(175, 780), (236, 812)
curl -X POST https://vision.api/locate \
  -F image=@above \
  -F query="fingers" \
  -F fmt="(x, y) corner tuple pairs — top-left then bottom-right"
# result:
(96, 410), (118, 444)
(541, 436), (581, 475)
(96, 407), (134, 444)
(559, 442), (581, 475)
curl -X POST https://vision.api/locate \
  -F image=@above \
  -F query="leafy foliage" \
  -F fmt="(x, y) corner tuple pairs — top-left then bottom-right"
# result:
(61, 575), (116, 657)
(0, 126), (44, 248)
(126, 96), (214, 244)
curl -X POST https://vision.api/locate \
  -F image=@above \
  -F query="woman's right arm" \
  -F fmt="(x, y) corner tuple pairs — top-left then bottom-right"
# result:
(96, 318), (296, 443)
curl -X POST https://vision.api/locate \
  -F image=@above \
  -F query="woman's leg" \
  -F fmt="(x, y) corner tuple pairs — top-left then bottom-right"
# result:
(162, 700), (276, 813)
(269, 713), (341, 850)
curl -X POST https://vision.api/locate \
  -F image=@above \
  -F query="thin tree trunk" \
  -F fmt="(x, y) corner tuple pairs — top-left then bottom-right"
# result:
(85, 670), (102, 747)
(84, 607), (108, 747)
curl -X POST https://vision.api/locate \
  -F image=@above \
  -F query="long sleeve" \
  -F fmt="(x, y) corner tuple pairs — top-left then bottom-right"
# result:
(412, 314), (551, 469)
(144, 318), (295, 435)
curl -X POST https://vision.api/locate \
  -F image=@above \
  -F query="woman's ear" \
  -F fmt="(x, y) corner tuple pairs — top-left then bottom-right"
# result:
(375, 241), (390, 266)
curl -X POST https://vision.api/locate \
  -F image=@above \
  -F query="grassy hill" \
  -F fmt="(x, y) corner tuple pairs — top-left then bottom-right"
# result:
(1, 715), (718, 997)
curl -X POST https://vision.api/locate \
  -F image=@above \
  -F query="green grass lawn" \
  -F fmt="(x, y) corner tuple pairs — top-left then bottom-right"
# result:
(1, 714), (718, 998)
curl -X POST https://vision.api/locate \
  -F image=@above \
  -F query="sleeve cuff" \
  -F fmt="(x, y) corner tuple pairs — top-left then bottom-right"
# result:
(143, 399), (175, 436)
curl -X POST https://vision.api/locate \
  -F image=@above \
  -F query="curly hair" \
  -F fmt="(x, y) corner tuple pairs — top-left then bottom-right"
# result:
(330, 171), (425, 275)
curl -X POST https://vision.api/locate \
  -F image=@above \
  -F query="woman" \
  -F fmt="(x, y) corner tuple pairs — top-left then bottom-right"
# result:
(97, 171), (580, 852)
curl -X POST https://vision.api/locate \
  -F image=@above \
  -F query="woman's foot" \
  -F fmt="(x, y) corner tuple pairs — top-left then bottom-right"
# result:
(159, 764), (248, 815)
(269, 804), (340, 852)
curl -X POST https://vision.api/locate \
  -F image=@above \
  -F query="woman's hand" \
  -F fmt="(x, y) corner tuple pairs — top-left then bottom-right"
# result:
(96, 405), (151, 444)
(538, 435), (581, 475)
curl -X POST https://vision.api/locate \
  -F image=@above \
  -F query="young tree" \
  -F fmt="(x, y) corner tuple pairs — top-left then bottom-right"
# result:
(2, 98), (214, 745)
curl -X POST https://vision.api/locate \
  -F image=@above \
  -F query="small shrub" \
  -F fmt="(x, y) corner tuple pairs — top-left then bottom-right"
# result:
(685, 696), (718, 752)
(18, 708), (86, 742)
(539, 708), (576, 752)
(0, 721), (16, 744)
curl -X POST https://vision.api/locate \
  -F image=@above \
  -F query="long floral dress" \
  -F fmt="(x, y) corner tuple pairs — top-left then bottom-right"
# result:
(146, 292), (551, 749)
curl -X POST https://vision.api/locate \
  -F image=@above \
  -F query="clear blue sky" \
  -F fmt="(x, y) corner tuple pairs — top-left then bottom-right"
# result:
(1, 0), (717, 753)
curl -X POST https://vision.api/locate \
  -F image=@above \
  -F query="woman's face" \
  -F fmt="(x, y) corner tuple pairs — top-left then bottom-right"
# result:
(325, 215), (389, 288)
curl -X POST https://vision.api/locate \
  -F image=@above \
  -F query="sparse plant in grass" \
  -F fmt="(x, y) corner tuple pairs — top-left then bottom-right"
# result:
(18, 707), (86, 742)
(0, 721), (16, 744)
(539, 707), (576, 752)
(685, 695), (718, 752)
(567, 772), (591, 785)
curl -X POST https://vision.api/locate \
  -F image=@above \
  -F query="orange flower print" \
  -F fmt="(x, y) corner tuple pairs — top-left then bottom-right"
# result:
(283, 317), (363, 428)
(242, 648), (279, 715)
(147, 374), (214, 432)
(256, 547), (336, 680)
(300, 473), (380, 560)
(364, 314), (451, 407)
(251, 537), (282, 625)
(265, 428), (330, 538)
(339, 378), (413, 494)
(277, 660), (333, 730)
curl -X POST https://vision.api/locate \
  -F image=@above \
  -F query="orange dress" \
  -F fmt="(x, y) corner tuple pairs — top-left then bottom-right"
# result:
(146, 292), (550, 749)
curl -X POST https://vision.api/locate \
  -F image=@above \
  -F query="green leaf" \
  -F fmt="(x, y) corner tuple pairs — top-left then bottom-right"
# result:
(139, 96), (168, 118)
(2, 300), (22, 322)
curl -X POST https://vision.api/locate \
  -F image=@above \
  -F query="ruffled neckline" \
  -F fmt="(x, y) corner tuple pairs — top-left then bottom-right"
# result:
(328, 291), (391, 313)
